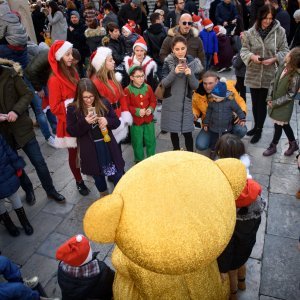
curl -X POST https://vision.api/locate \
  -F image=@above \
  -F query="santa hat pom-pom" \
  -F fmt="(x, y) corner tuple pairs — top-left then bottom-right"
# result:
(220, 77), (227, 83)
(76, 234), (83, 242)
(115, 72), (123, 82)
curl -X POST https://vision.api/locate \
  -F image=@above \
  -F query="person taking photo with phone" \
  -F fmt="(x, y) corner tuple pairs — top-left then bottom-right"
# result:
(160, 36), (203, 151)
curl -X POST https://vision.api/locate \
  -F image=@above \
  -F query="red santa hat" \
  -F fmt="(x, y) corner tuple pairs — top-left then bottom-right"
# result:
(122, 23), (134, 34)
(202, 18), (214, 29)
(213, 25), (227, 36)
(49, 40), (73, 62)
(56, 234), (93, 267)
(236, 179), (262, 208)
(192, 14), (201, 23)
(91, 46), (112, 72)
(133, 36), (147, 52)
(128, 19), (136, 28)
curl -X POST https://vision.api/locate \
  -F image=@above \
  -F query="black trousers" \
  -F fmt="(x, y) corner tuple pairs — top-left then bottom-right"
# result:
(170, 132), (193, 152)
(235, 76), (246, 102)
(272, 123), (296, 144)
(250, 88), (269, 130)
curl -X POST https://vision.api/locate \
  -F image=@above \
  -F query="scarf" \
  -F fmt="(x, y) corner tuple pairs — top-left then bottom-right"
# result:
(257, 21), (275, 40)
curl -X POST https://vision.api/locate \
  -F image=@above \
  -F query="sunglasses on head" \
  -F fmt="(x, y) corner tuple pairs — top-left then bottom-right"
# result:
(182, 21), (193, 26)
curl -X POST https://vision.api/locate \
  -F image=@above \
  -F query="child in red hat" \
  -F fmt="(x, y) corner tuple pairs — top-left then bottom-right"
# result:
(121, 20), (139, 56)
(56, 234), (114, 300)
(215, 134), (266, 300)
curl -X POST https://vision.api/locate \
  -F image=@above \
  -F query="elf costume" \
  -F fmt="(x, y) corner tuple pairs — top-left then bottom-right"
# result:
(125, 66), (157, 162)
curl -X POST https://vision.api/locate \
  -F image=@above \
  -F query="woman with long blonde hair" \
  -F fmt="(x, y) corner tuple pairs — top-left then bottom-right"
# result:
(90, 47), (132, 143)
(48, 40), (90, 196)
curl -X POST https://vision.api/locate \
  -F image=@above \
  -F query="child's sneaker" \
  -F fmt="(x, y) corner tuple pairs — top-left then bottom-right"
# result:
(47, 136), (56, 148)
(23, 276), (39, 289)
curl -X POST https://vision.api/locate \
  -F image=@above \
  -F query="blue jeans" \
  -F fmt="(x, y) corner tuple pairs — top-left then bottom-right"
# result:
(0, 45), (28, 70)
(93, 170), (123, 193)
(0, 256), (39, 300)
(205, 53), (213, 71)
(23, 77), (57, 140)
(195, 124), (247, 151)
(20, 137), (55, 194)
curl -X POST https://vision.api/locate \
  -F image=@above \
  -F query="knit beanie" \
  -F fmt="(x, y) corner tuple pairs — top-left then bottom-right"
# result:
(211, 81), (227, 99)
(202, 18), (213, 29)
(133, 36), (147, 51)
(91, 47), (112, 72)
(132, 0), (141, 5)
(0, 0), (10, 17)
(56, 234), (93, 267)
(70, 10), (80, 19)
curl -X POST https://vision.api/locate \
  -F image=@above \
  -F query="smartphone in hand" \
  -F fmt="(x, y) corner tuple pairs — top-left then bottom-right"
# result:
(179, 58), (187, 69)
(87, 107), (96, 116)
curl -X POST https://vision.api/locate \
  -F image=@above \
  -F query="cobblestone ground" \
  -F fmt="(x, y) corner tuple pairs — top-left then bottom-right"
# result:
(0, 72), (299, 299)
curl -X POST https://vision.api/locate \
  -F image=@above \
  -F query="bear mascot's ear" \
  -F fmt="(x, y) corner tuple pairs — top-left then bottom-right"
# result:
(83, 194), (123, 243)
(215, 158), (247, 199)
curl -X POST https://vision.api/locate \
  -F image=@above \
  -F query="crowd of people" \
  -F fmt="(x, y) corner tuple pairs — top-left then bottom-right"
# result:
(0, 0), (300, 299)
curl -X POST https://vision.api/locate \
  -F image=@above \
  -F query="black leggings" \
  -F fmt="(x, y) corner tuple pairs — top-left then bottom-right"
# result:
(235, 76), (246, 102)
(272, 123), (296, 144)
(250, 88), (268, 130)
(170, 132), (193, 152)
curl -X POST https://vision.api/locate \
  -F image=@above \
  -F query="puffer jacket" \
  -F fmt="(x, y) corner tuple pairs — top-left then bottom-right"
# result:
(0, 1), (28, 46)
(159, 26), (205, 66)
(0, 134), (25, 199)
(192, 80), (247, 121)
(161, 54), (203, 133)
(84, 26), (106, 53)
(240, 20), (289, 89)
(0, 59), (34, 148)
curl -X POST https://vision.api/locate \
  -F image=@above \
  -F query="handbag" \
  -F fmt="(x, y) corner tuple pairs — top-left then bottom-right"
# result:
(154, 82), (165, 100)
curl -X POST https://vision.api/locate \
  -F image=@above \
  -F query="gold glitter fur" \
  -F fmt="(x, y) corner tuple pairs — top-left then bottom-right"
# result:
(84, 151), (247, 299)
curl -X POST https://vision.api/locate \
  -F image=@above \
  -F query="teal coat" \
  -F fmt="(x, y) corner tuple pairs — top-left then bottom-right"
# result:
(267, 66), (300, 122)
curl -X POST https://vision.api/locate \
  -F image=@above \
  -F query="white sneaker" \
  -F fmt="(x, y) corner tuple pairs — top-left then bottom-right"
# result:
(47, 136), (56, 148)
(156, 104), (162, 112)
(217, 67), (226, 73)
(23, 276), (39, 289)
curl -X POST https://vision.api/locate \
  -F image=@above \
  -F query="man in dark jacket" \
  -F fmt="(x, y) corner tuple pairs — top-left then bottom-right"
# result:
(102, 2), (119, 29)
(184, 0), (198, 15)
(118, 0), (142, 28)
(165, 0), (188, 28)
(0, 59), (65, 205)
(31, 3), (46, 43)
(271, 0), (290, 38)
(160, 13), (205, 66)
(143, 12), (167, 79)
(215, 0), (238, 35)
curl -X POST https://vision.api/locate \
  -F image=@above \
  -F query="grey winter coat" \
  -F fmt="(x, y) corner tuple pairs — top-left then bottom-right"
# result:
(48, 11), (68, 41)
(161, 54), (203, 133)
(0, 2), (28, 46)
(203, 98), (246, 134)
(240, 20), (289, 89)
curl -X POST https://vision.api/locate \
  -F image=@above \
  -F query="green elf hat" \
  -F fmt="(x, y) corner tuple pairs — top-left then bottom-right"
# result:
(129, 65), (142, 76)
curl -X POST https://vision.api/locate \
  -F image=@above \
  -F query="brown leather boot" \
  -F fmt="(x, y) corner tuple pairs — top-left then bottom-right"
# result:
(263, 143), (277, 156)
(284, 141), (299, 156)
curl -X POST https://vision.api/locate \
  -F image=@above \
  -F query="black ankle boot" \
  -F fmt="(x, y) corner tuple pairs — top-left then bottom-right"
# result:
(250, 129), (262, 144)
(15, 207), (33, 235)
(247, 127), (257, 136)
(0, 211), (20, 237)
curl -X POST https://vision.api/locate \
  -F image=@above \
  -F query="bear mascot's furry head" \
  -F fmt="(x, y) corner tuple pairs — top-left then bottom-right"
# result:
(84, 151), (246, 299)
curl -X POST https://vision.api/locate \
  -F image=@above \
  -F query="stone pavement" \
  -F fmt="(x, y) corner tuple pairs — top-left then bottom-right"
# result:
(1, 73), (299, 299)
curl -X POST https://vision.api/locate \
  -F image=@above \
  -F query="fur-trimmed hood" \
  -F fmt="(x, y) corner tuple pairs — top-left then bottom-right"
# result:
(164, 54), (203, 75)
(84, 26), (106, 38)
(0, 58), (23, 76)
(167, 26), (199, 38)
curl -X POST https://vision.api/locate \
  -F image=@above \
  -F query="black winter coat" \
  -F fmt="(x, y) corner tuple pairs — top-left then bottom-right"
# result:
(290, 23), (300, 49)
(184, 0), (198, 15)
(31, 8), (46, 43)
(105, 36), (126, 66)
(165, 9), (188, 28)
(0, 134), (25, 199)
(118, 3), (142, 27)
(143, 23), (167, 66)
(66, 100), (125, 176)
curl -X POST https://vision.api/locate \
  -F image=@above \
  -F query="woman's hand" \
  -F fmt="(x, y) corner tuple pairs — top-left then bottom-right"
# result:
(175, 64), (186, 74)
(250, 55), (262, 64)
(98, 117), (108, 128)
(185, 67), (191, 76)
(85, 112), (98, 124)
(48, 7), (52, 15)
(262, 57), (277, 66)
(7, 111), (18, 122)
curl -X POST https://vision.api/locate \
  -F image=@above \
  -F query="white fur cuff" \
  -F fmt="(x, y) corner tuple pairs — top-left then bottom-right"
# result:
(121, 111), (133, 126)
(64, 98), (74, 108)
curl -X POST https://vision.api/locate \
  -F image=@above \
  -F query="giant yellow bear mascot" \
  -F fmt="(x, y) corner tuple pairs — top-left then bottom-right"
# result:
(84, 151), (246, 299)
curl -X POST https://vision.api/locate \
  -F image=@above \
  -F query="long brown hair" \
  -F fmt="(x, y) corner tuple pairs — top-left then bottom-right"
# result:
(58, 59), (78, 86)
(286, 47), (300, 74)
(95, 62), (123, 96)
(73, 78), (108, 116)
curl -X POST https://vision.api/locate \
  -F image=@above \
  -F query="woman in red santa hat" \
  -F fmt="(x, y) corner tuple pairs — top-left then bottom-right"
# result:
(48, 40), (90, 196)
(124, 36), (158, 90)
(90, 47), (133, 143)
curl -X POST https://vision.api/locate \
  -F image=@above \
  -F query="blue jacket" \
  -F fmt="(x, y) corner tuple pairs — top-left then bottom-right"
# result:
(0, 135), (25, 199)
(200, 29), (218, 54)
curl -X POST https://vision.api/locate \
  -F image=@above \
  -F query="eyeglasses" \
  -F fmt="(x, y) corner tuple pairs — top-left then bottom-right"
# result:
(83, 95), (95, 100)
(182, 21), (193, 26)
(132, 75), (145, 78)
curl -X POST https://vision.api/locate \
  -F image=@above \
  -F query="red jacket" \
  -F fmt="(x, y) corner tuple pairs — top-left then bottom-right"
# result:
(124, 83), (156, 126)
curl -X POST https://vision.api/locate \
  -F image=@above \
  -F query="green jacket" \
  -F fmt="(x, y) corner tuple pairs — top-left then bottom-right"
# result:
(267, 65), (300, 122)
(0, 59), (34, 148)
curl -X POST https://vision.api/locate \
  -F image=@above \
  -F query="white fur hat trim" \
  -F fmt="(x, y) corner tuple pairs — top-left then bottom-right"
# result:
(92, 47), (112, 72)
(55, 41), (73, 61)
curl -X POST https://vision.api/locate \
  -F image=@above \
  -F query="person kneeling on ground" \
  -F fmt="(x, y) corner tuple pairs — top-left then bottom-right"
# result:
(56, 234), (115, 300)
